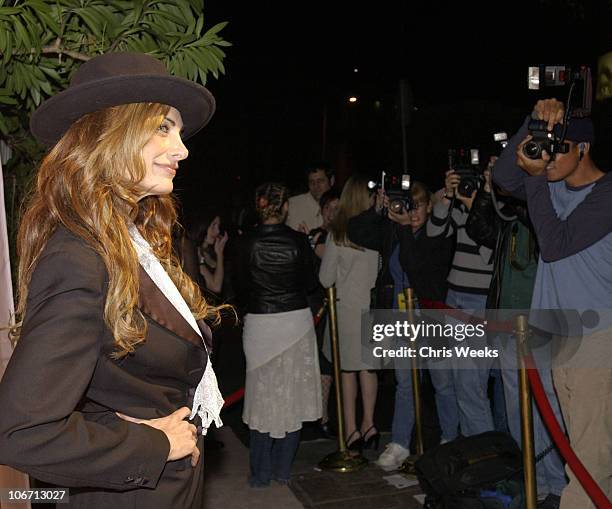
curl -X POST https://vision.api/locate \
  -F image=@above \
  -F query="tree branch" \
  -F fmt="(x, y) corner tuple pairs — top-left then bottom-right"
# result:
(2, 39), (92, 62)
(41, 43), (91, 62)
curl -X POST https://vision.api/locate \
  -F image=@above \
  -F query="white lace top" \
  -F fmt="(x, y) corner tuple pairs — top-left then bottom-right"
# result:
(128, 224), (224, 435)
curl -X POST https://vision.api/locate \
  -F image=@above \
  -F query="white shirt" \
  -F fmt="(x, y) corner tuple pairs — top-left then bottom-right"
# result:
(286, 192), (322, 232)
(128, 224), (223, 435)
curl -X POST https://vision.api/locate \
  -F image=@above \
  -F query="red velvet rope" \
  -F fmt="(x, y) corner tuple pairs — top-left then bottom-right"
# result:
(221, 299), (612, 507)
(524, 352), (612, 508)
(420, 298), (611, 508)
(222, 387), (245, 409)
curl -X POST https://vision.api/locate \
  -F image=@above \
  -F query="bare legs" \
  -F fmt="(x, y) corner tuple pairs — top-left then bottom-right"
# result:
(359, 371), (378, 440)
(341, 371), (378, 446)
(342, 372), (358, 443)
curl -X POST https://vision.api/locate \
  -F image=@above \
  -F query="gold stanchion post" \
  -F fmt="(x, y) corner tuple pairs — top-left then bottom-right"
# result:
(319, 287), (367, 472)
(399, 288), (424, 475)
(516, 314), (538, 509)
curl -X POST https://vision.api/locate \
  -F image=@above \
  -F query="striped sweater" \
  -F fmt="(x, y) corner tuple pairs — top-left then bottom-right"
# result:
(427, 198), (493, 295)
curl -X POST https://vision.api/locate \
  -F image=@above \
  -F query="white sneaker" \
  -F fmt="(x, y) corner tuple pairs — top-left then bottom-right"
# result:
(376, 442), (410, 471)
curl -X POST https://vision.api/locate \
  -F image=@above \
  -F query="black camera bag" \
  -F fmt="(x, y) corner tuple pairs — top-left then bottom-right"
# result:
(415, 431), (523, 508)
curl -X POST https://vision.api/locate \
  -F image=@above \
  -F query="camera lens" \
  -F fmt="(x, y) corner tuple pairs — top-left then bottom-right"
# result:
(523, 141), (542, 160)
(458, 179), (477, 197)
(389, 200), (404, 213)
(458, 184), (473, 197)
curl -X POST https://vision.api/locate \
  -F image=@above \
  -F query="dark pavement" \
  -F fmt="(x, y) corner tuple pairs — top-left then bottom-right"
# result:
(208, 316), (438, 508)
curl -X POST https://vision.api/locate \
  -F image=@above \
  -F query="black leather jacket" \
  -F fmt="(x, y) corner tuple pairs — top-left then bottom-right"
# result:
(234, 223), (319, 314)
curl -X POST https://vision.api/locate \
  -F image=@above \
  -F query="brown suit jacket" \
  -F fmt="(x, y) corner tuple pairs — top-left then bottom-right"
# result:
(0, 226), (211, 508)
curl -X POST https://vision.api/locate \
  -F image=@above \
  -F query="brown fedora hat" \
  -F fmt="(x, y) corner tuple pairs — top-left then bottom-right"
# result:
(30, 52), (215, 145)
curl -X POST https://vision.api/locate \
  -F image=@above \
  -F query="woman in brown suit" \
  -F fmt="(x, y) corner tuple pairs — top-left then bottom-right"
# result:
(0, 52), (225, 508)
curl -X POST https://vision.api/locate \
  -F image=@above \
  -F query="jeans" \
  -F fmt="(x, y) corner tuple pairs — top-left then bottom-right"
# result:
(491, 368), (509, 433)
(447, 289), (495, 437)
(391, 363), (415, 449)
(249, 429), (301, 486)
(428, 357), (458, 441)
(496, 333), (567, 497)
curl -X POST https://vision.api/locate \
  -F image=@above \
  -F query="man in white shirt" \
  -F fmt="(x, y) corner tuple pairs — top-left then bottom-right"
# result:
(286, 164), (335, 232)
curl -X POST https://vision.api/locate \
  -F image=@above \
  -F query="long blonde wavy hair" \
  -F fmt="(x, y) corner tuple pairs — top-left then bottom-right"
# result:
(11, 102), (225, 358)
(328, 175), (372, 247)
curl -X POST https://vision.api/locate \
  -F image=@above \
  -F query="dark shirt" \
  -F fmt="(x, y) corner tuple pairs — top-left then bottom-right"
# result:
(493, 115), (612, 262)
(389, 243), (409, 308)
(466, 188), (538, 309)
(348, 207), (453, 304)
(493, 115), (612, 332)
(308, 227), (329, 248)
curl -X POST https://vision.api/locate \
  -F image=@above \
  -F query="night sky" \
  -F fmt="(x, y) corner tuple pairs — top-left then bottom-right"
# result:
(174, 1), (612, 219)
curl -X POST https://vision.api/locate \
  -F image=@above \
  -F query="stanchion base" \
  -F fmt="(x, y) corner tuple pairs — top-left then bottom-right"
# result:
(318, 450), (368, 472)
(398, 454), (421, 476)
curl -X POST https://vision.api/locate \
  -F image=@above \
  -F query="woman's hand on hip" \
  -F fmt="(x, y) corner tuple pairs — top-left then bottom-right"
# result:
(117, 406), (200, 466)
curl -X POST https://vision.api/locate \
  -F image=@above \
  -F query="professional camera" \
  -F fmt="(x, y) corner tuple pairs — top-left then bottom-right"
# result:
(448, 148), (482, 197)
(522, 119), (570, 160)
(368, 171), (414, 213)
(528, 64), (592, 117)
(385, 173), (414, 213)
(524, 64), (591, 160)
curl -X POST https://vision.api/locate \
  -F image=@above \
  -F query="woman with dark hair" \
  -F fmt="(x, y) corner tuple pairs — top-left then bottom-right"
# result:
(190, 210), (228, 295)
(0, 52), (225, 508)
(236, 182), (322, 488)
(306, 188), (340, 438)
(308, 188), (341, 258)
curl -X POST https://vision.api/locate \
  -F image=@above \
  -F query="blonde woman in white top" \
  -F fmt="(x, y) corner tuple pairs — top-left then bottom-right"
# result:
(319, 175), (381, 452)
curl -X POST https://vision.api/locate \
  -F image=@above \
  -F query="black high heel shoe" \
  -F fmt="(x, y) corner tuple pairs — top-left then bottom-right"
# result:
(346, 430), (364, 452)
(362, 426), (380, 450)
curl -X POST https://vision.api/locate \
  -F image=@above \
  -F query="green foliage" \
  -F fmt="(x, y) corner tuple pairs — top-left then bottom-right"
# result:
(0, 0), (230, 125)
(0, 0), (231, 288)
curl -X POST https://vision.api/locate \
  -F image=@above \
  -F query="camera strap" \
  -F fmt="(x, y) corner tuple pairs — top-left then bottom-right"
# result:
(440, 195), (456, 238)
(558, 79), (576, 145)
(490, 187), (517, 222)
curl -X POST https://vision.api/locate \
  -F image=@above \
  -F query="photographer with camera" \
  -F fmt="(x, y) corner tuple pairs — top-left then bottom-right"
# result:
(493, 98), (612, 509)
(426, 163), (496, 442)
(466, 160), (567, 508)
(347, 180), (453, 469)
(349, 181), (452, 308)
